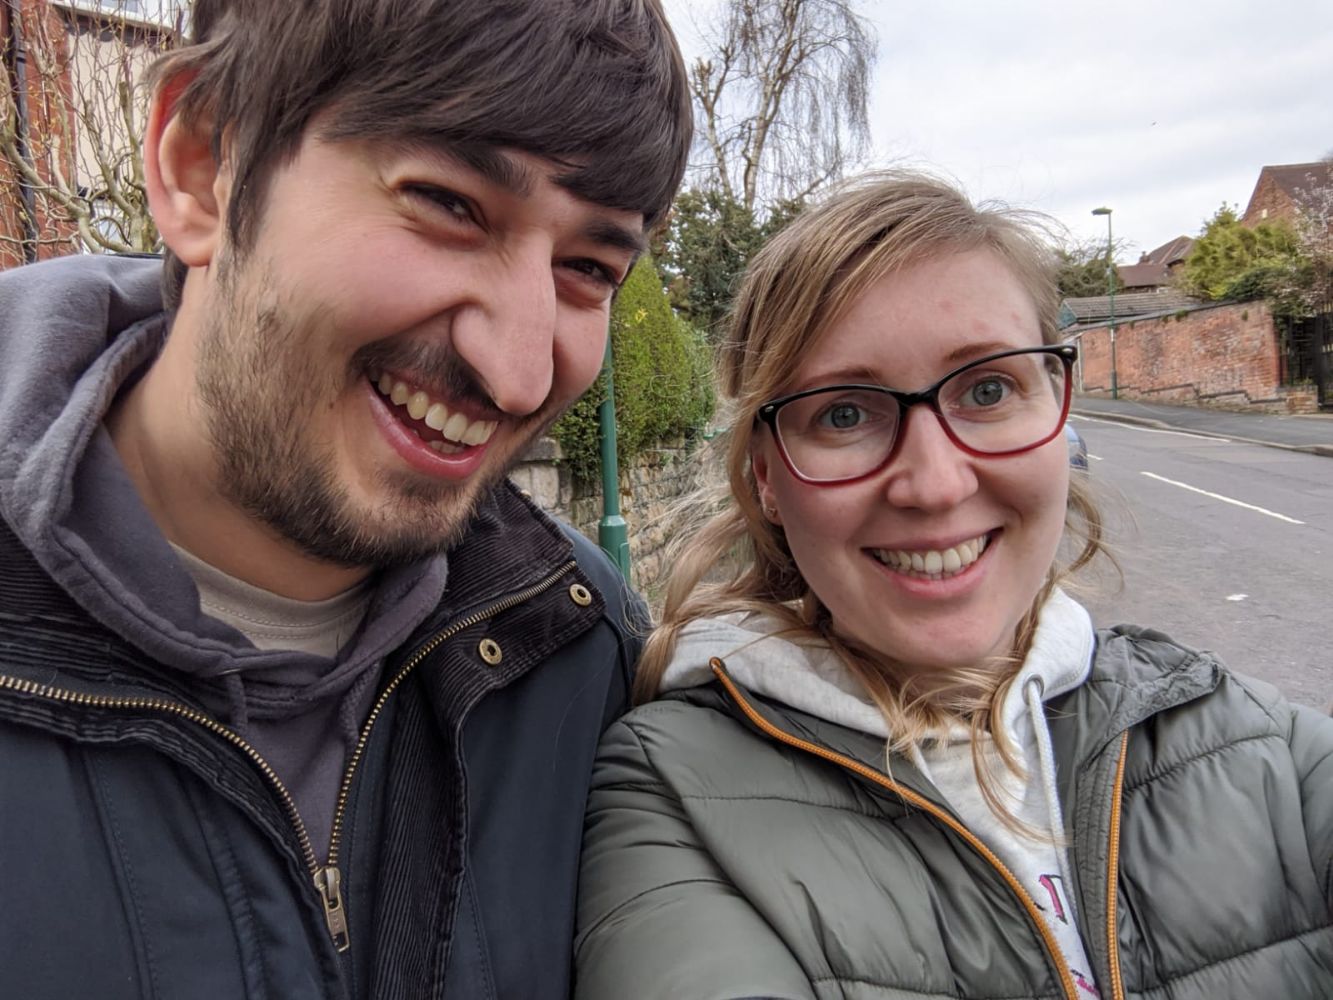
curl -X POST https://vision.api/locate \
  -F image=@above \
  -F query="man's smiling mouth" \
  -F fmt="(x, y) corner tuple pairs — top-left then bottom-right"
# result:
(370, 371), (498, 453)
(869, 532), (992, 580)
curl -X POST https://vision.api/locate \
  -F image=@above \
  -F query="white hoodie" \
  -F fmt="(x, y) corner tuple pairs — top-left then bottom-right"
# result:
(660, 588), (1103, 998)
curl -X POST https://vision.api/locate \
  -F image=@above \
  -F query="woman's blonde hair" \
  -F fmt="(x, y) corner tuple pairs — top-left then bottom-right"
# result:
(639, 171), (1109, 829)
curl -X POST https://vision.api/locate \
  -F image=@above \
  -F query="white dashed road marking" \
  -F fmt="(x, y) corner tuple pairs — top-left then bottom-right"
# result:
(1139, 471), (1305, 525)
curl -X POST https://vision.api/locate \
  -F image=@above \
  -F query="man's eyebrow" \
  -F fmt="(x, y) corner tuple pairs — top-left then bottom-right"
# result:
(390, 139), (646, 254)
(584, 219), (647, 257)
(446, 143), (536, 198)
(393, 139), (537, 198)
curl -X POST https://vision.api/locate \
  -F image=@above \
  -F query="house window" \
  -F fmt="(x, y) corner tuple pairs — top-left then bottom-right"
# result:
(88, 0), (145, 12)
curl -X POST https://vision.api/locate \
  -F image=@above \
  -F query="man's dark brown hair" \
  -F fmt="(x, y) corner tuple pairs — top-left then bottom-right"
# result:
(151, 0), (693, 308)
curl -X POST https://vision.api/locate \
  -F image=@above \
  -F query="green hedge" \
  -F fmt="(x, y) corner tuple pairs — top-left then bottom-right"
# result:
(554, 255), (715, 484)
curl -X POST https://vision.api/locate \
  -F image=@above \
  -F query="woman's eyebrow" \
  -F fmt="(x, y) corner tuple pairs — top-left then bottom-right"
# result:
(941, 339), (1023, 364)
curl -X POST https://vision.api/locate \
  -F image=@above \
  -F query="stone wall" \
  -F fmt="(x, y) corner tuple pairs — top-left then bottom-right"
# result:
(1072, 300), (1316, 414)
(509, 434), (726, 594)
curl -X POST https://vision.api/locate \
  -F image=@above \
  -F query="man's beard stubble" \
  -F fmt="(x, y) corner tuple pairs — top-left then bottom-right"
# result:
(194, 256), (554, 570)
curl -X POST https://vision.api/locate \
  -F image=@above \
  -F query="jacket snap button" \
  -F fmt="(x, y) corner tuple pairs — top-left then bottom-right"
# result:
(569, 584), (593, 607)
(479, 639), (503, 666)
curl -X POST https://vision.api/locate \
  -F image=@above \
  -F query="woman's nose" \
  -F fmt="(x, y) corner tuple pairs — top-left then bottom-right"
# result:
(880, 405), (980, 511)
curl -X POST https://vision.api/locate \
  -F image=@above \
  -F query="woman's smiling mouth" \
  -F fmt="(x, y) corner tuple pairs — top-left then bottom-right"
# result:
(869, 532), (992, 580)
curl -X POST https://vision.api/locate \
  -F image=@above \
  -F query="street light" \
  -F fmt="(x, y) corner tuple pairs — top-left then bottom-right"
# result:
(1091, 206), (1118, 399)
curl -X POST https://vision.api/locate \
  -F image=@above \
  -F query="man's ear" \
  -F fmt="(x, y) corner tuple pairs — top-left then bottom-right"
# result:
(145, 75), (228, 267)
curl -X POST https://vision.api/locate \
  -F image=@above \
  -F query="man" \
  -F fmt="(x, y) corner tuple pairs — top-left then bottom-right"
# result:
(0, 1), (690, 996)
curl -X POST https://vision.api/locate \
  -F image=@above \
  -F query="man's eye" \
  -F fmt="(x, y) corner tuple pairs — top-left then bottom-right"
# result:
(564, 258), (620, 288)
(404, 184), (476, 224)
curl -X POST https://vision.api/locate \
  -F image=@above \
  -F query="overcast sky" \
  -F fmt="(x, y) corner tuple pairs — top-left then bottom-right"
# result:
(662, 0), (1333, 262)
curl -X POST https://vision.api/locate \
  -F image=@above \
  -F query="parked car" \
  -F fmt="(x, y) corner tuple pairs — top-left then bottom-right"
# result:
(1065, 422), (1089, 470)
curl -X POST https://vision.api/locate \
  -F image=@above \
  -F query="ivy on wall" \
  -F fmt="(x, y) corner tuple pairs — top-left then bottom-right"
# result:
(554, 255), (715, 484)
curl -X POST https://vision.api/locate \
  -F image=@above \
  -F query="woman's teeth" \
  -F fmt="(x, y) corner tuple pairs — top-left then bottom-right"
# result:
(871, 534), (989, 580)
(373, 373), (498, 452)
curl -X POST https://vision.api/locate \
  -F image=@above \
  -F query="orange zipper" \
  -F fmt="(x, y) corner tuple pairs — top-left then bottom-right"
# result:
(1105, 731), (1130, 1000)
(712, 658), (1080, 1000)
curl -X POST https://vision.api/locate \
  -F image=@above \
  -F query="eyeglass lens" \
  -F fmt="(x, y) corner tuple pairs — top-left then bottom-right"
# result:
(775, 351), (1068, 482)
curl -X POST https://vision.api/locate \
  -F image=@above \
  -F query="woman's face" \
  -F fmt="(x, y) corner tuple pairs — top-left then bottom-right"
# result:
(752, 249), (1070, 678)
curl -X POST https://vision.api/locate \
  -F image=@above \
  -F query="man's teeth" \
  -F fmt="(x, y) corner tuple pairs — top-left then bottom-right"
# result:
(374, 374), (497, 448)
(871, 534), (990, 580)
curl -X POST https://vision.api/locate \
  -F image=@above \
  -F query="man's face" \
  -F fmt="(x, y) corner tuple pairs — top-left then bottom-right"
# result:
(192, 134), (643, 566)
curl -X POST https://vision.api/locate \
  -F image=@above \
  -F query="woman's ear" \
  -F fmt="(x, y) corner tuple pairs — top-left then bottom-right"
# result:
(751, 444), (782, 525)
(144, 74), (228, 267)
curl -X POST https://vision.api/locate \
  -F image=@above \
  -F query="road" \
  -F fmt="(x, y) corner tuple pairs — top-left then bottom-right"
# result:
(1069, 414), (1333, 709)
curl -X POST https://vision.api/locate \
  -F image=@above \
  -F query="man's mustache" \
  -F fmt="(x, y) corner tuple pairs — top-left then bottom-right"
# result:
(352, 338), (503, 420)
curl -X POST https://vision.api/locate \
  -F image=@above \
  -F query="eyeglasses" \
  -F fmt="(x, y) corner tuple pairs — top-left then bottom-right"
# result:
(756, 344), (1077, 485)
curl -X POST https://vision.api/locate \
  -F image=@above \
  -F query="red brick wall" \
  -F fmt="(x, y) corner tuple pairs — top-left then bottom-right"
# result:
(2, 0), (78, 270)
(1242, 175), (1297, 228)
(1073, 300), (1313, 414)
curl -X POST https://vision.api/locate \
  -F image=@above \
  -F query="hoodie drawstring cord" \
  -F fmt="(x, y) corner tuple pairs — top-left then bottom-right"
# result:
(1025, 674), (1079, 925)
(223, 671), (249, 734)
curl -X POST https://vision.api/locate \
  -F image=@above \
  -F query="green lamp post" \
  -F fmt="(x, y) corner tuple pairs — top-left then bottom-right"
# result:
(596, 336), (631, 578)
(1091, 206), (1118, 399)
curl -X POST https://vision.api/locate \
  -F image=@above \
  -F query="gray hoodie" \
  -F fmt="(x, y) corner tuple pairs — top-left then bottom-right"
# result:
(0, 254), (450, 852)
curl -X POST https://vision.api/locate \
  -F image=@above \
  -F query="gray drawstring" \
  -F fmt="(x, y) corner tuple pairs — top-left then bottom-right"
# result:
(222, 671), (250, 734)
(1025, 675), (1079, 924)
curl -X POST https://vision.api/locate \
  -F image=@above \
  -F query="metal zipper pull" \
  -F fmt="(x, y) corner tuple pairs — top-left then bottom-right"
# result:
(315, 866), (351, 952)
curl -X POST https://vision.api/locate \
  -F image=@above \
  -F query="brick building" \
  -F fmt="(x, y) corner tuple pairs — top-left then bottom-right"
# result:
(1242, 161), (1333, 230)
(1116, 235), (1195, 292)
(1, 0), (77, 268)
(2, 0), (176, 269)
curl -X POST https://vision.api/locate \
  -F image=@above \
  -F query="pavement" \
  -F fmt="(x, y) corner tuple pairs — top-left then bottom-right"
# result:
(1071, 395), (1333, 459)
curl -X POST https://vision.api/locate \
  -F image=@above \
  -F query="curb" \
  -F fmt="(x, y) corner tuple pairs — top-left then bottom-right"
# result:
(1071, 408), (1333, 460)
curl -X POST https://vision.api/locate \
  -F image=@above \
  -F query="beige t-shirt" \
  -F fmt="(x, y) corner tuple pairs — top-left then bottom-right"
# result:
(172, 544), (372, 658)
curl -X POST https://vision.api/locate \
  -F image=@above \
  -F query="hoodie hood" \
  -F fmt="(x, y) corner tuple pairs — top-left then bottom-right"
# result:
(661, 587), (1095, 744)
(0, 255), (447, 719)
(665, 586), (1100, 975)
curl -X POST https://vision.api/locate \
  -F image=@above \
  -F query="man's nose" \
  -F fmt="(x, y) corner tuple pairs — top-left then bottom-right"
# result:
(450, 245), (558, 417)
(881, 405), (980, 511)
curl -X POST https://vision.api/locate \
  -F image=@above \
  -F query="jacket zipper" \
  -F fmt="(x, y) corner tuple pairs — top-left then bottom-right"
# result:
(0, 560), (577, 954)
(1104, 731), (1130, 1000)
(711, 659), (1081, 1000)
(315, 559), (578, 949)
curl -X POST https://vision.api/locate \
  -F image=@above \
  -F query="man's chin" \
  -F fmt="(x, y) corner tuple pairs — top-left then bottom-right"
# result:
(275, 412), (554, 569)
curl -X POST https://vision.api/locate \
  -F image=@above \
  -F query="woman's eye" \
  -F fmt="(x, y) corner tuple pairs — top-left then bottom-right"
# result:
(819, 403), (864, 429)
(965, 377), (1010, 407)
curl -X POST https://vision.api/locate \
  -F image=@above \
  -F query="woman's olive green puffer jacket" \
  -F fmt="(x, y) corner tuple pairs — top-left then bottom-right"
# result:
(575, 626), (1333, 999)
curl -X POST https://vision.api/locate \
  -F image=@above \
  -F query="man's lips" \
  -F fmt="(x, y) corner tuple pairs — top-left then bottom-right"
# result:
(369, 370), (498, 452)
(364, 377), (495, 480)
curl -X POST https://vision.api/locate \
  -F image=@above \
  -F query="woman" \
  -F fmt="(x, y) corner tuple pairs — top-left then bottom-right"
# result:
(574, 174), (1333, 999)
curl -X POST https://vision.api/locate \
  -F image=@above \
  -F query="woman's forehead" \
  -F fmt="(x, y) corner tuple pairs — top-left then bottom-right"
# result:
(786, 252), (1043, 391)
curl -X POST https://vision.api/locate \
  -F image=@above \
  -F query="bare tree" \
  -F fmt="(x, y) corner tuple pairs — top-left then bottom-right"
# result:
(688, 0), (875, 214)
(1, 0), (187, 264)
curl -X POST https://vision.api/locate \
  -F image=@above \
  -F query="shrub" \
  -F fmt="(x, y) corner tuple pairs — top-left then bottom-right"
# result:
(554, 256), (715, 484)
